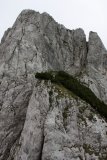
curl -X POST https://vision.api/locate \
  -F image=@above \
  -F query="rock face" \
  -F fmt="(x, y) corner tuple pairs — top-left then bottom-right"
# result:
(0, 9), (107, 160)
(81, 31), (107, 103)
(0, 10), (87, 78)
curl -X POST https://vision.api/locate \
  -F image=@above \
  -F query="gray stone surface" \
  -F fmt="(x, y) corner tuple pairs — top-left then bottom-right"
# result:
(80, 31), (107, 103)
(0, 9), (107, 160)
(0, 9), (87, 79)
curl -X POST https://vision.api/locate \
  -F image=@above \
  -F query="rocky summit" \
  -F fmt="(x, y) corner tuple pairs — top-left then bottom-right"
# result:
(0, 9), (107, 160)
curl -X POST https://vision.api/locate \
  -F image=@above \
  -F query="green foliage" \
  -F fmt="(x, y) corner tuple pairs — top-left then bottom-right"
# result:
(35, 71), (107, 120)
(83, 144), (95, 155)
(49, 90), (53, 109)
(35, 72), (53, 80)
(63, 106), (69, 120)
(62, 105), (69, 130)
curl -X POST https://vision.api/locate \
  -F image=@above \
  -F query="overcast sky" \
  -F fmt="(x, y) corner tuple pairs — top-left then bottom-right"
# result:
(0, 0), (107, 48)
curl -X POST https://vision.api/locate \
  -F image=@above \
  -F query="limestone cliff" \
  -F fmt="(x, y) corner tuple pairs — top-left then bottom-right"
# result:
(0, 9), (107, 160)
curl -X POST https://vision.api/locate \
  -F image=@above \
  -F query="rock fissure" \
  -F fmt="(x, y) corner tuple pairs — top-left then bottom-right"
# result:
(1, 130), (22, 160)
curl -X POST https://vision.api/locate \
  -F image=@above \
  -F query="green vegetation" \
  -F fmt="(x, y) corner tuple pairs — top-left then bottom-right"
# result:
(35, 71), (107, 120)
(62, 105), (69, 129)
(49, 90), (53, 109)
(83, 144), (99, 155)
(77, 114), (87, 126)
(63, 106), (69, 120)
(88, 112), (94, 121)
(53, 83), (77, 99)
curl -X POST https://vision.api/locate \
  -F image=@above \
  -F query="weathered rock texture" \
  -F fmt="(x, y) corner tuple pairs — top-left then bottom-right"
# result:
(0, 9), (107, 160)
(80, 31), (107, 103)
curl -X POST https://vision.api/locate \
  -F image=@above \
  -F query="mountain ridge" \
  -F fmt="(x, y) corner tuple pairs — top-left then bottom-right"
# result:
(0, 9), (107, 160)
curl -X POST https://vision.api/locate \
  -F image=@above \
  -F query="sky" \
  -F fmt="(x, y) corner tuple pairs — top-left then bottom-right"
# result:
(0, 0), (107, 48)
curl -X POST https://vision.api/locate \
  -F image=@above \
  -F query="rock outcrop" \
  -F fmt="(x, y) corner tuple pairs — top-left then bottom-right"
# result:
(0, 9), (107, 160)
(0, 10), (87, 78)
(81, 31), (107, 103)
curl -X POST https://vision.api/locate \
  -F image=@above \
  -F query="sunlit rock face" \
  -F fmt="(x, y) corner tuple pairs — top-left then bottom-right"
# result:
(0, 9), (107, 160)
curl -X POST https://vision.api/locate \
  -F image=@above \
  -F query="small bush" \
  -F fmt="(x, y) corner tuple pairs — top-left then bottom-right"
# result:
(35, 72), (53, 80)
